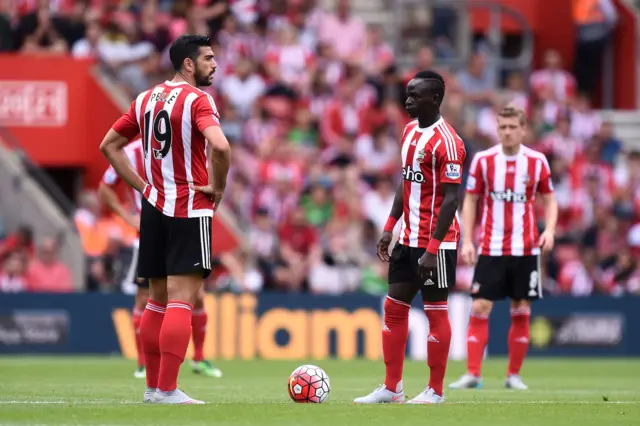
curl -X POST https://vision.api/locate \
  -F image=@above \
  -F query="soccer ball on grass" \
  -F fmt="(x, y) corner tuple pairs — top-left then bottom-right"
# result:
(287, 364), (331, 403)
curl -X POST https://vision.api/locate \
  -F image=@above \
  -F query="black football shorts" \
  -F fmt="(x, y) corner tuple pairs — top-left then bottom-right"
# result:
(471, 255), (542, 301)
(388, 243), (457, 301)
(138, 199), (212, 279)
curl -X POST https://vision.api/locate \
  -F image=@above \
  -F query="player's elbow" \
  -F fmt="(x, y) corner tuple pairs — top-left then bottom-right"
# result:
(99, 139), (110, 155)
(99, 136), (117, 157)
(211, 139), (231, 155)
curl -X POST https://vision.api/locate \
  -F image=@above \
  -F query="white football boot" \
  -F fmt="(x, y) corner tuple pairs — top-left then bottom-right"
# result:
(152, 389), (205, 404)
(449, 373), (483, 389)
(353, 384), (405, 404)
(134, 366), (146, 379)
(143, 387), (157, 403)
(505, 375), (528, 390)
(406, 387), (445, 404)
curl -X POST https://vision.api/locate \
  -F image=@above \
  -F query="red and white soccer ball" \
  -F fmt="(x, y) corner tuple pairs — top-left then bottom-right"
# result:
(287, 364), (331, 403)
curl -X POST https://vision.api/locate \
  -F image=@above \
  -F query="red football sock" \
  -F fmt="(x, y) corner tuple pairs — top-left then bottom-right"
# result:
(191, 309), (207, 362)
(383, 296), (410, 393)
(140, 300), (166, 389)
(132, 308), (144, 368)
(467, 314), (489, 377)
(158, 301), (193, 392)
(507, 307), (531, 376)
(424, 301), (451, 396)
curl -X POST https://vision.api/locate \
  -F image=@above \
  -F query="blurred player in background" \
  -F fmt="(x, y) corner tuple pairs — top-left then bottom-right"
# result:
(449, 106), (558, 390)
(354, 70), (466, 404)
(98, 139), (222, 380)
(100, 34), (231, 404)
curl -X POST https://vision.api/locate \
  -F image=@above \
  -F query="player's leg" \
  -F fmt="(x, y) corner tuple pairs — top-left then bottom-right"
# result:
(354, 244), (419, 404)
(504, 255), (540, 390)
(407, 248), (455, 404)
(449, 256), (507, 389)
(153, 216), (213, 404)
(124, 240), (147, 378)
(133, 284), (149, 378)
(191, 287), (223, 378)
(141, 278), (167, 402)
(137, 200), (168, 402)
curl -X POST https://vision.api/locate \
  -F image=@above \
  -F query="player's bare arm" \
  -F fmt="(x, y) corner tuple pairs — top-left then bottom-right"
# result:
(418, 183), (460, 279)
(461, 192), (480, 265)
(190, 125), (231, 211)
(378, 182), (403, 262)
(539, 192), (558, 253)
(98, 182), (140, 231)
(100, 129), (147, 194)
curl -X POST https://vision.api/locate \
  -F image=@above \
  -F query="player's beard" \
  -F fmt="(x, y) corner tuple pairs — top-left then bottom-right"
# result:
(194, 69), (213, 87)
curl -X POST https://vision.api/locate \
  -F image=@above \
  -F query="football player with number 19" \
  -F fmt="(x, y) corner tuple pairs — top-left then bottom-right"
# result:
(449, 106), (558, 390)
(354, 70), (466, 404)
(100, 34), (231, 404)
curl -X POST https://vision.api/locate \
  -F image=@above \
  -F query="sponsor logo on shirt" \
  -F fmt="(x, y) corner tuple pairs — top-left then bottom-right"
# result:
(490, 189), (528, 203)
(402, 166), (426, 183)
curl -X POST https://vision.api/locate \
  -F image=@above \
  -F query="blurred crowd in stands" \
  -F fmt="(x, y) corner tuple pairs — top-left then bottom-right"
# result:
(0, 0), (638, 297)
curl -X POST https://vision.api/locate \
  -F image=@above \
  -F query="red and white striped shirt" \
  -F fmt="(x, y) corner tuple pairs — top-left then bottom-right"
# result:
(466, 145), (553, 256)
(102, 139), (144, 214)
(399, 118), (466, 249)
(112, 81), (221, 218)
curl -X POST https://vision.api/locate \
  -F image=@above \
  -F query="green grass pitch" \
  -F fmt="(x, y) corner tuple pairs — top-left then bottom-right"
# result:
(0, 357), (638, 426)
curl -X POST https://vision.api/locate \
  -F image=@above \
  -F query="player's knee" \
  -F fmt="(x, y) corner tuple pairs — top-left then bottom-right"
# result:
(388, 282), (419, 305)
(471, 299), (493, 316)
(194, 291), (205, 309)
(421, 287), (448, 303)
(167, 274), (202, 305)
(149, 278), (168, 305)
(135, 289), (149, 309)
(510, 299), (530, 310)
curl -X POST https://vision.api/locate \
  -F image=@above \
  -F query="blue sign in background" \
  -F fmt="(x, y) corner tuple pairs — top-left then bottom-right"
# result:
(0, 293), (639, 357)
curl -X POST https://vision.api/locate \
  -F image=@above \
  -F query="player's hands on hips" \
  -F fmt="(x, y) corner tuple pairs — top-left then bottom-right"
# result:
(538, 229), (555, 253)
(461, 241), (477, 266)
(377, 231), (393, 262)
(418, 252), (437, 282)
(190, 184), (225, 212)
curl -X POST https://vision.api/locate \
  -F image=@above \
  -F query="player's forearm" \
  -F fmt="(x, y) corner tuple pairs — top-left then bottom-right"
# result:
(210, 148), (231, 192)
(98, 183), (128, 219)
(100, 130), (146, 193)
(388, 182), (404, 220)
(432, 190), (460, 242)
(462, 194), (478, 244)
(543, 194), (558, 234)
(382, 182), (404, 232)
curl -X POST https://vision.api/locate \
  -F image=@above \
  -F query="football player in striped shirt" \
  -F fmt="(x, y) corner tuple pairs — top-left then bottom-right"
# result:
(449, 106), (558, 390)
(354, 70), (466, 404)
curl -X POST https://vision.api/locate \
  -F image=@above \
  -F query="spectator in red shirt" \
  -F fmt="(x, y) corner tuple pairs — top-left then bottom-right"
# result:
(26, 236), (74, 292)
(274, 205), (321, 291)
(0, 225), (34, 263)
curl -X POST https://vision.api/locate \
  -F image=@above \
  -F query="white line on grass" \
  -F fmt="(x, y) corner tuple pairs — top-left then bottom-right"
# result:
(0, 400), (638, 405)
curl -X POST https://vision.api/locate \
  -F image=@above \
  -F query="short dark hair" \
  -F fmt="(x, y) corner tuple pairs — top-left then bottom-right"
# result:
(169, 34), (212, 72)
(413, 69), (445, 97)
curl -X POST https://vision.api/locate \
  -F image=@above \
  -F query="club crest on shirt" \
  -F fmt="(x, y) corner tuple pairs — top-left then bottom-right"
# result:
(416, 149), (426, 163)
(522, 174), (530, 184)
